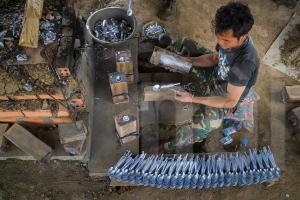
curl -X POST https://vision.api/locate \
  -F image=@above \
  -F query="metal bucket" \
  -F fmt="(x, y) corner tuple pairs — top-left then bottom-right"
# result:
(86, 7), (137, 47)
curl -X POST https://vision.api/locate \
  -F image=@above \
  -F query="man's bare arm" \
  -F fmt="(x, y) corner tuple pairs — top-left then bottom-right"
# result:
(175, 83), (245, 109)
(189, 53), (219, 68)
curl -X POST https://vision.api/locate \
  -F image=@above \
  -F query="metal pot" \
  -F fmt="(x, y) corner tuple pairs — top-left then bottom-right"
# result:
(86, 7), (137, 47)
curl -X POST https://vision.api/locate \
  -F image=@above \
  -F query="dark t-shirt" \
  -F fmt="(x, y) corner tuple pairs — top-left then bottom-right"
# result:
(215, 36), (259, 101)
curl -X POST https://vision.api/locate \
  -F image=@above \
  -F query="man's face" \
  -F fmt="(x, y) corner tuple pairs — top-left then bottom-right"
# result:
(216, 29), (246, 50)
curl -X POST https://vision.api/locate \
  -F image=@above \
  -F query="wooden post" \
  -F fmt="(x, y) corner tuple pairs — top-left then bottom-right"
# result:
(143, 85), (183, 101)
(282, 86), (300, 102)
(19, 0), (44, 48)
(114, 111), (137, 144)
(109, 72), (129, 104)
(116, 50), (134, 83)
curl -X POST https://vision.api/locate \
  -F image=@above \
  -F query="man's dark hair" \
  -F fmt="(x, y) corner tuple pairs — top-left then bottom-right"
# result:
(214, 2), (254, 38)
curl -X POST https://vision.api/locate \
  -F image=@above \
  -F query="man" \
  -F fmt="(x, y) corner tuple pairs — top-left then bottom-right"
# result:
(164, 2), (260, 151)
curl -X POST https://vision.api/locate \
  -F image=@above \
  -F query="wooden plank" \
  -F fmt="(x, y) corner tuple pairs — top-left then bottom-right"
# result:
(109, 72), (128, 96)
(285, 85), (300, 102)
(0, 92), (64, 101)
(114, 112), (137, 138)
(0, 117), (73, 124)
(19, 0), (44, 48)
(0, 108), (70, 119)
(116, 61), (134, 83)
(144, 85), (183, 101)
(3, 123), (52, 161)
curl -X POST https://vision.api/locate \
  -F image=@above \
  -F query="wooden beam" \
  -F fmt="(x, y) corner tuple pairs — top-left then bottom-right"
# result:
(19, 0), (44, 48)
(143, 85), (183, 101)
(3, 123), (52, 161)
(0, 117), (73, 124)
(283, 86), (300, 102)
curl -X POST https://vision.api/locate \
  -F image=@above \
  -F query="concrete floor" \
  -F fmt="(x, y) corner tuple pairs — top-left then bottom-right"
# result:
(0, 1), (299, 200)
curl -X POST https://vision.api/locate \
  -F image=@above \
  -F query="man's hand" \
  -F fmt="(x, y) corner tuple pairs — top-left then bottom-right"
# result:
(174, 91), (193, 103)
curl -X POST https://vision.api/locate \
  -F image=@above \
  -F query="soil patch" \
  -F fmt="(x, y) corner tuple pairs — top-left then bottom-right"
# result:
(280, 24), (300, 69)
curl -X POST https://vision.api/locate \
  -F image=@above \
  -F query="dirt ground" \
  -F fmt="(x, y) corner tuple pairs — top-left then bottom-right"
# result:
(1, 0), (300, 199)
(280, 24), (300, 68)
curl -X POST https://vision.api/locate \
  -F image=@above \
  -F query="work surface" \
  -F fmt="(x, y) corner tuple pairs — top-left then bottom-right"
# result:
(88, 38), (140, 177)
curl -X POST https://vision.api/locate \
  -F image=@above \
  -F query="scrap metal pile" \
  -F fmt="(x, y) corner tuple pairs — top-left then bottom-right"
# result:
(108, 147), (280, 189)
(93, 18), (133, 42)
(39, 11), (62, 45)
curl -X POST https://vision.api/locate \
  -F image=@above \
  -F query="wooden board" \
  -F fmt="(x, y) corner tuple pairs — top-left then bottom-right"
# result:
(110, 82), (128, 96)
(116, 61), (134, 83)
(262, 13), (300, 82)
(112, 94), (129, 104)
(144, 85), (183, 101)
(3, 123), (52, 161)
(114, 112), (137, 138)
(285, 85), (300, 101)
(19, 0), (44, 48)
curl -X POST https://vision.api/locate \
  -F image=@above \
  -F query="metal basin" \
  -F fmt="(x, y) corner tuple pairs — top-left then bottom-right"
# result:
(86, 7), (137, 47)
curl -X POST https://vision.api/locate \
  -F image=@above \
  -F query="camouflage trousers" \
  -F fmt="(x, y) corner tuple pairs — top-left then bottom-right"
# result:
(167, 75), (259, 149)
(168, 77), (226, 148)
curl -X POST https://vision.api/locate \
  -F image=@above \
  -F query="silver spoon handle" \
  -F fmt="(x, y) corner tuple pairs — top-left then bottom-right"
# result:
(127, 0), (133, 16)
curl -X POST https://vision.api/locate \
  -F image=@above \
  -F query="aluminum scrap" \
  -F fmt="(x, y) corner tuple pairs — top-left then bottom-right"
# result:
(23, 82), (33, 92)
(0, 30), (7, 48)
(93, 18), (133, 42)
(39, 11), (62, 45)
(40, 20), (55, 31)
(108, 146), (280, 189)
(144, 22), (166, 39)
(16, 54), (28, 61)
(41, 30), (56, 45)
(10, 14), (23, 38)
(159, 54), (193, 73)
